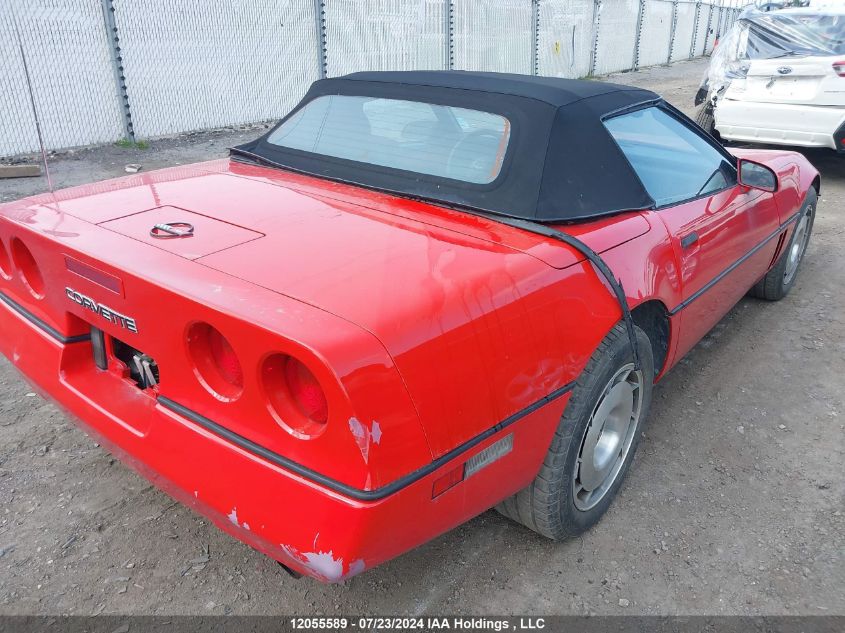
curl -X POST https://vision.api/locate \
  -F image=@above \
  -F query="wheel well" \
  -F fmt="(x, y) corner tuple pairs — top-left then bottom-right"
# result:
(631, 300), (670, 378)
(811, 175), (820, 197)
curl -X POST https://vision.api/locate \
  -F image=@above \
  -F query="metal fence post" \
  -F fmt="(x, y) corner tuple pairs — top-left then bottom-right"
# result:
(589, 0), (602, 76)
(667, 0), (678, 64)
(99, 0), (134, 141)
(703, 2), (714, 54)
(444, 0), (454, 70)
(632, 0), (646, 71)
(713, 4), (722, 44)
(531, 0), (540, 76)
(689, 1), (701, 59)
(313, 0), (327, 78)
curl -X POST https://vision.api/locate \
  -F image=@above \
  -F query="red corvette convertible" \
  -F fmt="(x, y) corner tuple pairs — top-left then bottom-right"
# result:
(0, 72), (819, 582)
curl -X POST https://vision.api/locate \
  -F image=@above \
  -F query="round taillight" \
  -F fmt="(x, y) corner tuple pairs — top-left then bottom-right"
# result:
(285, 357), (328, 423)
(187, 323), (243, 401)
(262, 354), (328, 439)
(11, 238), (44, 298)
(0, 239), (11, 280)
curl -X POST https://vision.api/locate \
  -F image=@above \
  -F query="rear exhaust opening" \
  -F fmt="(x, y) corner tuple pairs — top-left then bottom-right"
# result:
(111, 335), (160, 390)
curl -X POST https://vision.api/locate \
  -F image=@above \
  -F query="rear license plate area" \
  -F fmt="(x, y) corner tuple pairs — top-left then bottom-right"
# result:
(90, 326), (160, 390)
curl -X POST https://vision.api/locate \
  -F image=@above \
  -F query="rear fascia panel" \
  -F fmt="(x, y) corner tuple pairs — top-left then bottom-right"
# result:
(0, 206), (431, 491)
(0, 297), (569, 581)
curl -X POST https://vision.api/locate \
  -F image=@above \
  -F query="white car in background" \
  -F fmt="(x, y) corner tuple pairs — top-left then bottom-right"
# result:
(695, 4), (845, 153)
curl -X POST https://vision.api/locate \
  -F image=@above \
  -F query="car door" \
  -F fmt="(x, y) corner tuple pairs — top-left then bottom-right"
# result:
(605, 105), (781, 361)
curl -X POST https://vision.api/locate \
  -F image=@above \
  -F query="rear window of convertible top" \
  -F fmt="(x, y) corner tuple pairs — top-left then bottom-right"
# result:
(266, 95), (512, 185)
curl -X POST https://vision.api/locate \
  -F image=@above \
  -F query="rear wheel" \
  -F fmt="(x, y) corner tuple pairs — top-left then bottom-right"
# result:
(749, 189), (816, 301)
(496, 323), (654, 539)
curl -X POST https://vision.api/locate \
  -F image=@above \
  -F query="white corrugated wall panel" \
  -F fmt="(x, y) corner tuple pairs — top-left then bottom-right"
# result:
(113, 0), (320, 138)
(638, 0), (673, 67)
(537, 0), (595, 79)
(669, 1), (696, 62)
(452, 0), (533, 74)
(0, 1), (124, 157)
(593, 0), (640, 75)
(324, 0), (446, 76)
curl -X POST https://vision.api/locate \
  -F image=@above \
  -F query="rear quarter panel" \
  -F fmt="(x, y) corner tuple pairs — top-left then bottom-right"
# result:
(399, 211), (683, 458)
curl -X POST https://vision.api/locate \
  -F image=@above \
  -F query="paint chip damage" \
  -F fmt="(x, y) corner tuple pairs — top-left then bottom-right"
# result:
(281, 543), (367, 582)
(348, 417), (382, 463)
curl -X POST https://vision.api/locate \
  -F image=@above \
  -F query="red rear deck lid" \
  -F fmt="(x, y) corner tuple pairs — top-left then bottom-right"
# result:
(99, 206), (263, 260)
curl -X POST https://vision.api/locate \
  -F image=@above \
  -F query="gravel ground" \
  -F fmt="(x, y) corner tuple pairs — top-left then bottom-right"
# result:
(0, 58), (842, 616)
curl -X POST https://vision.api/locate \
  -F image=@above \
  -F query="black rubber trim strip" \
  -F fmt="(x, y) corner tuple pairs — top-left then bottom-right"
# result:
(0, 291), (90, 344)
(668, 211), (801, 316)
(158, 381), (574, 502)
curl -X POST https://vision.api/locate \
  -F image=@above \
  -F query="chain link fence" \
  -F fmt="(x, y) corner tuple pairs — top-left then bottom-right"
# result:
(0, 0), (743, 158)
(1, 1), (126, 157)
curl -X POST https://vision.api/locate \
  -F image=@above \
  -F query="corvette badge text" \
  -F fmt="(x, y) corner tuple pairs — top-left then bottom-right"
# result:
(65, 287), (138, 333)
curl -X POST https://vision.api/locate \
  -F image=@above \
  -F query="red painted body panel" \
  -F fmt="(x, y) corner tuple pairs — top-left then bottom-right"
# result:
(655, 186), (782, 362)
(0, 145), (818, 580)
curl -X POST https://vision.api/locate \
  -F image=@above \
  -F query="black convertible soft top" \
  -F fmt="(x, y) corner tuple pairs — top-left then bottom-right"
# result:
(234, 71), (661, 223)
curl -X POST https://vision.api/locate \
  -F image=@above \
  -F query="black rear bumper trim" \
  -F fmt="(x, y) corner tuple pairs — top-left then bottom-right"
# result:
(158, 381), (574, 502)
(0, 291), (90, 345)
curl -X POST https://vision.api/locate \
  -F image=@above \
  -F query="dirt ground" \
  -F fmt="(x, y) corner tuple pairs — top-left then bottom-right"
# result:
(0, 58), (842, 616)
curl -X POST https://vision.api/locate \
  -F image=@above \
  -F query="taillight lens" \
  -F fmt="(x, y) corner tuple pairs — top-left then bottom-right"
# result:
(284, 357), (328, 423)
(262, 354), (329, 438)
(833, 61), (845, 77)
(11, 238), (44, 298)
(187, 323), (244, 401)
(0, 239), (11, 280)
(209, 328), (243, 387)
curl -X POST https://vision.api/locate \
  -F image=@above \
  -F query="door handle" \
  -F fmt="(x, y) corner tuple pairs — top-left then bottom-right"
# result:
(680, 232), (699, 249)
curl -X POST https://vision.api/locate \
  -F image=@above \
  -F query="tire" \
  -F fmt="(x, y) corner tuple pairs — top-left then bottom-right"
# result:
(694, 102), (716, 135)
(749, 188), (817, 301)
(496, 323), (654, 540)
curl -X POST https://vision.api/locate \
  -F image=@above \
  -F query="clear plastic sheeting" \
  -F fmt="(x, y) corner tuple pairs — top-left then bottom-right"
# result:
(537, 0), (596, 79)
(452, 0), (533, 74)
(704, 5), (720, 54)
(112, 0), (320, 138)
(639, 0), (675, 68)
(701, 7), (845, 106)
(324, 0), (446, 76)
(0, 1), (124, 157)
(593, 0), (641, 75)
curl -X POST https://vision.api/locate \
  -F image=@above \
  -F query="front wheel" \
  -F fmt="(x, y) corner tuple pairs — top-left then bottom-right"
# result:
(749, 188), (816, 301)
(496, 323), (654, 539)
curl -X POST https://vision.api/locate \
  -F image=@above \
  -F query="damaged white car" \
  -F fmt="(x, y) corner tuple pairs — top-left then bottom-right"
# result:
(695, 4), (845, 153)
